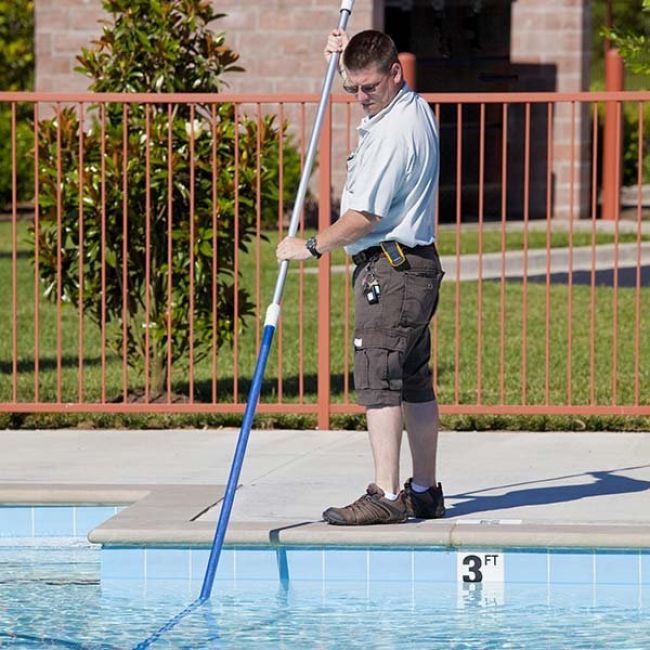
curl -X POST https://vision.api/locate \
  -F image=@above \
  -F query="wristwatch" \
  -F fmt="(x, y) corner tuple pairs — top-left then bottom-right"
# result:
(305, 236), (322, 259)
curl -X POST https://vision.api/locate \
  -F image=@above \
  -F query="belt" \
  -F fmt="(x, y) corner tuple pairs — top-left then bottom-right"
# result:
(351, 246), (383, 266)
(351, 243), (433, 266)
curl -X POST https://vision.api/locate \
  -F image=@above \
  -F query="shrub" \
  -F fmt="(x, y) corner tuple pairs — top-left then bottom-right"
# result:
(0, 0), (34, 208)
(0, 0), (34, 92)
(33, 0), (302, 396)
(605, 0), (650, 77)
(0, 106), (34, 209)
(622, 101), (650, 186)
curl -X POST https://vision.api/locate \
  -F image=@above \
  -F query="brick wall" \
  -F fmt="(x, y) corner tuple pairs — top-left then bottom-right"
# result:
(511, 0), (592, 220)
(34, 0), (376, 214)
(35, 0), (105, 92)
(34, 0), (592, 220)
(34, 0), (376, 93)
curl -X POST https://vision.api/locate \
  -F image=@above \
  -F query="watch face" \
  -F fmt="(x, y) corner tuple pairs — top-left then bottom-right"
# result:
(307, 237), (321, 258)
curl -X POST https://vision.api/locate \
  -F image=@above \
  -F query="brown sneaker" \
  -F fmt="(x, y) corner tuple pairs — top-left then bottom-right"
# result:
(322, 484), (408, 525)
(403, 479), (446, 519)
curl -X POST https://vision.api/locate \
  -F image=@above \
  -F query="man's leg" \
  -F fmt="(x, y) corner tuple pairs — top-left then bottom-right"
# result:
(403, 400), (439, 487)
(366, 404), (403, 495)
(402, 399), (445, 519)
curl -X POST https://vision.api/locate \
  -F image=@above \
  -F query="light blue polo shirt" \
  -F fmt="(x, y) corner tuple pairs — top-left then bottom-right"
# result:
(341, 83), (439, 256)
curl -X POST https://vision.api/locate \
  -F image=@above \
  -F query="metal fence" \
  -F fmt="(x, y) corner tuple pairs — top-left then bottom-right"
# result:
(0, 90), (649, 426)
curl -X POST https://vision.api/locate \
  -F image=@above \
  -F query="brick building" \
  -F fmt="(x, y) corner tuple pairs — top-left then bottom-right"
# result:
(35, 0), (592, 221)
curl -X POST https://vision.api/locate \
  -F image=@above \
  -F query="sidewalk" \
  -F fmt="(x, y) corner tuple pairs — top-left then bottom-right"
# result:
(1, 428), (649, 548)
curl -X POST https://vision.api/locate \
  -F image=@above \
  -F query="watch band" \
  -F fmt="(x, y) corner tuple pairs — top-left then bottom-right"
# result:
(306, 236), (322, 259)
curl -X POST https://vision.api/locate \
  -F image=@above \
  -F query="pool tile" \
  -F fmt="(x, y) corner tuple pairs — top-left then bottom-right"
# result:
(596, 552), (640, 585)
(548, 583), (594, 606)
(549, 551), (594, 584)
(367, 578), (414, 604)
(413, 581), (458, 608)
(146, 549), (190, 580)
(286, 548), (323, 581)
(234, 548), (279, 581)
(189, 548), (236, 583)
(323, 549), (367, 582)
(640, 552), (650, 585)
(101, 578), (147, 599)
(505, 550), (548, 584)
(595, 584), (642, 608)
(369, 549), (412, 582)
(0, 507), (33, 537)
(413, 548), (456, 583)
(142, 578), (195, 598)
(507, 583), (551, 607)
(323, 580), (369, 602)
(286, 580), (324, 602)
(102, 548), (146, 580)
(33, 507), (74, 536)
(74, 507), (119, 537)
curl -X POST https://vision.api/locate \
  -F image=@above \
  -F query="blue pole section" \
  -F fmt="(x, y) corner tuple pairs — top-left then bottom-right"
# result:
(200, 322), (276, 600)
(200, 0), (355, 602)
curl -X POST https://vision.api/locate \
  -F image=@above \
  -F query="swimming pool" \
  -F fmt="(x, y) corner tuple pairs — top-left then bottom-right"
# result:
(1, 507), (650, 649)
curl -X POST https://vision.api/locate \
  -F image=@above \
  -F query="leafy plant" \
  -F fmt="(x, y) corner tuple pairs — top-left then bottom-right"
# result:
(0, 0), (34, 208)
(603, 0), (650, 76)
(622, 101), (650, 185)
(33, 0), (302, 396)
(0, 0), (34, 92)
(0, 106), (34, 209)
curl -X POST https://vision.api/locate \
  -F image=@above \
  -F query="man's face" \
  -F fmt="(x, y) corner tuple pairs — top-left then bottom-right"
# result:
(343, 62), (403, 117)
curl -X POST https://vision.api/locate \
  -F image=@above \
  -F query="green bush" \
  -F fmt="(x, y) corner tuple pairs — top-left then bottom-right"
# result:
(0, 0), (34, 92)
(622, 101), (650, 186)
(0, 0), (34, 208)
(33, 0), (303, 396)
(596, 100), (650, 187)
(0, 106), (34, 209)
(605, 0), (650, 77)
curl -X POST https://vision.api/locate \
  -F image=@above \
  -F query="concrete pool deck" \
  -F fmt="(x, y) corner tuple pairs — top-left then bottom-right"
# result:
(1, 428), (649, 548)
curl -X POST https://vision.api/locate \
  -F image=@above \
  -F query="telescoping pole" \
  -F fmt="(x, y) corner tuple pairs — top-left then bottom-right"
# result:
(200, 0), (355, 601)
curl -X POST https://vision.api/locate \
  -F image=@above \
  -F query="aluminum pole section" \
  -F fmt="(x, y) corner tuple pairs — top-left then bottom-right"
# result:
(200, 0), (355, 601)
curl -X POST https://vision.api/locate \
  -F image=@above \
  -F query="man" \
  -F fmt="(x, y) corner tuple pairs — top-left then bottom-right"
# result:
(276, 29), (445, 525)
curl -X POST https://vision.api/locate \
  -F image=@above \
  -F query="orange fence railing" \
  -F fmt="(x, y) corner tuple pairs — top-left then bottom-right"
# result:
(1, 91), (649, 425)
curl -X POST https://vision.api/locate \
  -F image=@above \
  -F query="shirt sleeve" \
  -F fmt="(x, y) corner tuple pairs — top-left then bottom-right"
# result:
(344, 132), (407, 219)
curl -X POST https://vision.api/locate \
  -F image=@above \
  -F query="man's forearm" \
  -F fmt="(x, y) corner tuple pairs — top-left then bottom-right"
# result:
(314, 209), (378, 254)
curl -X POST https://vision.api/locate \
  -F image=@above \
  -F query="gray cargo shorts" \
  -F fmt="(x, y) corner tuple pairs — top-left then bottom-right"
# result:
(352, 244), (444, 408)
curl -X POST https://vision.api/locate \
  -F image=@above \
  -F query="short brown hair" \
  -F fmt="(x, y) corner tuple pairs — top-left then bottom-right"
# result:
(343, 30), (399, 74)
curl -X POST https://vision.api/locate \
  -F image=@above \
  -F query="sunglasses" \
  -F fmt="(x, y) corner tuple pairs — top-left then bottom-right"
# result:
(342, 68), (393, 95)
(342, 79), (384, 95)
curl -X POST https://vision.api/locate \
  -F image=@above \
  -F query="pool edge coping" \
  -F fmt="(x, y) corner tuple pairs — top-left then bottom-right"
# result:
(2, 483), (650, 550)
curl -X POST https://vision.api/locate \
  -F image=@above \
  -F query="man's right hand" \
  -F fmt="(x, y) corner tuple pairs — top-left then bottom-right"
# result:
(324, 28), (349, 65)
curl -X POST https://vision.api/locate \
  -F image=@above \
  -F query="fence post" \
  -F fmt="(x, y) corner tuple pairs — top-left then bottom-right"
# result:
(398, 52), (416, 90)
(317, 101), (332, 430)
(601, 48), (624, 220)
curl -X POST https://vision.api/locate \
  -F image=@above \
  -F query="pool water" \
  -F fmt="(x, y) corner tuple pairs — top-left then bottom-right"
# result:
(1, 541), (650, 649)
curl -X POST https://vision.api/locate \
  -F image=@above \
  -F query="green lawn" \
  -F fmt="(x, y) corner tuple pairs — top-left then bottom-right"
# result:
(1, 219), (648, 425)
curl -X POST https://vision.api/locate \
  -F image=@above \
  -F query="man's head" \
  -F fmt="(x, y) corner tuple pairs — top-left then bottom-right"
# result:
(342, 30), (403, 117)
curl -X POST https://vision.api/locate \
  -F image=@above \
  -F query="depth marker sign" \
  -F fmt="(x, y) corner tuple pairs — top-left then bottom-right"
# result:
(456, 552), (505, 583)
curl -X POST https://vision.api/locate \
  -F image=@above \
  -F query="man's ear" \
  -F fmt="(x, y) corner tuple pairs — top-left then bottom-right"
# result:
(391, 61), (403, 83)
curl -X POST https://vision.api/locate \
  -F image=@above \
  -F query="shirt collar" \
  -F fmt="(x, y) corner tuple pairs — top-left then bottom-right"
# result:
(358, 82), (409, 135)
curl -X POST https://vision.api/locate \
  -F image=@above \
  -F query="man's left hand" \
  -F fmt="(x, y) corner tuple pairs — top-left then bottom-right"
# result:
(276, 236), (312, 262)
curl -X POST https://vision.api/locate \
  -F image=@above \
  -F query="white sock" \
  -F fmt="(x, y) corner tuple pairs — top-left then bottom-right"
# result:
(411, 481), (431, 493)
(383, 491), (400, 501)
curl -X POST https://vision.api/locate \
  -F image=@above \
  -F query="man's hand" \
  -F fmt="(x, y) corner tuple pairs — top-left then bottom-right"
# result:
(276, 236), (312, 262)
(324, 28), (349, 65)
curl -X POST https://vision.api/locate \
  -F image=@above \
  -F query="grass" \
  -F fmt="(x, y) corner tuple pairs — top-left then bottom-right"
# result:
(0, 219), (649, 430)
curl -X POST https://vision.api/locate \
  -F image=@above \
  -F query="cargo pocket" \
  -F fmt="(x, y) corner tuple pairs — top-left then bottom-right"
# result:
(353, 331), (406, 392)
(399, 270), (445, 327)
